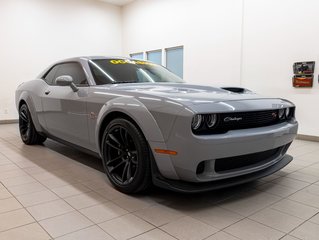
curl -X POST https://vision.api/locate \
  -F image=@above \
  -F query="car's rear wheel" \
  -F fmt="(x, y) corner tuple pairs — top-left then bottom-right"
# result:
(101, 118), (151, 193)
(19, 103), (47, 145)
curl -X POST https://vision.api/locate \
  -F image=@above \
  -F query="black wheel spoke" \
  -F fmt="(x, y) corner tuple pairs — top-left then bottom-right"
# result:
(126, 163), (132, 180)
(19, 108), (30, 137)
(104, 124), (139, 186)
(19, 104), (46, 145)
(119, 127), (129, 146)
(108, 133), (122, 146)
(124, 129), (129, 143)
(107, 154), (125, 165)
(20, 125), (28, 132)
(122, 162), (129, 182)
(110, 160), (125, 173)
(20, 112), (28, 122)
(105, 140), (123, 151)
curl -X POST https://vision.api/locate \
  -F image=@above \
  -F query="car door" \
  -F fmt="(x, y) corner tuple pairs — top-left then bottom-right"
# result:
(41, 62), (90, 148)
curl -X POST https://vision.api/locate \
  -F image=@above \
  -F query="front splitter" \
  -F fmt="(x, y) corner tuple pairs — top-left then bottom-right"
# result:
(152, 154), (293, 193)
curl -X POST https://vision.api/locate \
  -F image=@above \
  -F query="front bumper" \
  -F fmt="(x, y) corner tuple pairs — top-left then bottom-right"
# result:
(152, 154), (293, 193)
(152, 120), (298, 182)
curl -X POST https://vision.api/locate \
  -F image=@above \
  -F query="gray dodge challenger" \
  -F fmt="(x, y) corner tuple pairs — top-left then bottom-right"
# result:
(15, 57), (298, 193)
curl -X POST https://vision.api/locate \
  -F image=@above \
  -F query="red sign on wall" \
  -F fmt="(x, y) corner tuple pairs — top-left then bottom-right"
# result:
(292, 75), (313, 88)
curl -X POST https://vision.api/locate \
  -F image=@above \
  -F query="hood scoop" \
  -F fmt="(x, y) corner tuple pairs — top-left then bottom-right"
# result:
(221, 87), (253, 94)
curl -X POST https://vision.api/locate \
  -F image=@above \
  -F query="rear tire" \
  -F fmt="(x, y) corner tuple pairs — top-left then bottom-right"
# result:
(101, 118), (152, 194)
(19, 104), (47, 145)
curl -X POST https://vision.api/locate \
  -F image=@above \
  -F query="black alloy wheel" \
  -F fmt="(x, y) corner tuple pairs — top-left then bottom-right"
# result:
(19, 104), (47, 145)
(19, 105), (30, 141)
(102, 118), (151, 193)
(105, 125), (138, 185)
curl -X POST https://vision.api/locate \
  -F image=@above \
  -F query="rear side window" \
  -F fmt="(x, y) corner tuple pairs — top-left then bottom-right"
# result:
(44, 65), (59, 85)
(54, 63), (88, 86)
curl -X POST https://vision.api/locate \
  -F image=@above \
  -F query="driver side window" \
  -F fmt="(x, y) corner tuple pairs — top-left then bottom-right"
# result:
(54, 63), (88, 86)
(43, 65), (59, 85)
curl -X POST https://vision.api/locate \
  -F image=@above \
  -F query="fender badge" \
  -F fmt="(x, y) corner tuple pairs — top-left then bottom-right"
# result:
(89, 112), (97, 119)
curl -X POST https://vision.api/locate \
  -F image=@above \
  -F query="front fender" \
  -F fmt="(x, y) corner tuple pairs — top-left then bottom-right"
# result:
(95, 97), (179, 180)
(95, 97), (165, 145)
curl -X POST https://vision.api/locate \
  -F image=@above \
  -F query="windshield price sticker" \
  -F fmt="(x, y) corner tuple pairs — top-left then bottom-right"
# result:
(110, 59), (155, 66)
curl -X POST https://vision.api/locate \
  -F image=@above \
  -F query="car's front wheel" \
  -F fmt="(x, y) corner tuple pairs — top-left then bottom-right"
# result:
(19, 103), (47, 145)
(101, 118), (151, 193)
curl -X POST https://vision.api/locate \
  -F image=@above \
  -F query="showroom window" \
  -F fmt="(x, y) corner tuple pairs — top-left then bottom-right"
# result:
(147, 50), (162, 65)
(129, 46), (184, 78)
(166, 46), (184, 78)
(130, 52), (144, 60)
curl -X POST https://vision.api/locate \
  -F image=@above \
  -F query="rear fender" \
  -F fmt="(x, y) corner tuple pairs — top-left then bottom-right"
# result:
(17, 91), (43, 132)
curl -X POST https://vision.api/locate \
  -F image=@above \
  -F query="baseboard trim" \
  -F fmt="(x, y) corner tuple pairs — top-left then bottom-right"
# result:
(0, 119), (18, 124)
(297, 134), (319, 142)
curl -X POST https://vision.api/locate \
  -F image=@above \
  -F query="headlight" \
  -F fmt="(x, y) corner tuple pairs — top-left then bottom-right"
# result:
(278, 109), (285, 119)
(206, 114), (217, 128)
(191, 114), (203, 130)
(285, 108), (290, 118)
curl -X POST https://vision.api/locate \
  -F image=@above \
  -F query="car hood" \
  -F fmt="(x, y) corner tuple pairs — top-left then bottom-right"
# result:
(99, 83), (271, 105)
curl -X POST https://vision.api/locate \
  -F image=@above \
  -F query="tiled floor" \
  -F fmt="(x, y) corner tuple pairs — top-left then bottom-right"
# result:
(0, 124), (318, 240)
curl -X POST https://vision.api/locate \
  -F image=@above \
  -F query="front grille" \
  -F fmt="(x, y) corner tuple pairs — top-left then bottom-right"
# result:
(193, 108), (295, 135)
(219, 110), (281, 131)
(214, 146), (283, 173)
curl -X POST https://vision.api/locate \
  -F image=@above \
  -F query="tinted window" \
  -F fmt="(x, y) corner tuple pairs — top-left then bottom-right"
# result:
(89, 59), (184, 85)
(44, 65), (59, 85)
(54, 63), (87, 86)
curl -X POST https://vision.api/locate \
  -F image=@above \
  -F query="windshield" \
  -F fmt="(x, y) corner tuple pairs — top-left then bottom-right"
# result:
(89, 59), (184, 85)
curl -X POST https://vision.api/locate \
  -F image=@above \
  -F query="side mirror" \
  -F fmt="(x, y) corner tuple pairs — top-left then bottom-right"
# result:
(55, 75), (73, 86)
(55, 75), (79, 92)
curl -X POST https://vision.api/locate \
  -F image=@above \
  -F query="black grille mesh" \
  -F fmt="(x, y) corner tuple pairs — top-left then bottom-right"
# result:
(214, 146), (283, 173)
(193, 108), (295, 135)
(219, 110), (280, 130)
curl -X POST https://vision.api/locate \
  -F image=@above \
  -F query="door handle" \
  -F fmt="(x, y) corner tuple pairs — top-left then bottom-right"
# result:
(44, 90), (50, 95)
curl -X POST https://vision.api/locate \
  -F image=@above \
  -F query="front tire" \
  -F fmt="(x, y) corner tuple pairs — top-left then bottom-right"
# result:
(19, 104), (47, 145)
(101, 118), (151, 194)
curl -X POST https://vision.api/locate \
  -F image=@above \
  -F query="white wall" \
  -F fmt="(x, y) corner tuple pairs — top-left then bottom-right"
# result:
(122, 0), (243, 86)
(2, 0), (319, 137)
(241, 0), (319, 136)
(0, 0), (122, 120)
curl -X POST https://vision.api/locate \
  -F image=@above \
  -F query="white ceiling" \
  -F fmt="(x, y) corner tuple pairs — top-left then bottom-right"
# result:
(99, 0), (135, 6)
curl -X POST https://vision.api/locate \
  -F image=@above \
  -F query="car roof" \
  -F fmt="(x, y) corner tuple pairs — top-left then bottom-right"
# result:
(58, 56), (141, 62)
(37, 56), (149, 79)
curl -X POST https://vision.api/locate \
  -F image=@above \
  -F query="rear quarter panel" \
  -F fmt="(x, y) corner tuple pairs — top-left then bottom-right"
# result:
(15, 79), (47, 132)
